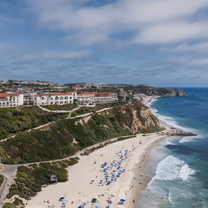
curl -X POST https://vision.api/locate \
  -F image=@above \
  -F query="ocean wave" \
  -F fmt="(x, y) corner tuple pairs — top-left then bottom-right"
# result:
(149, 105), (198, 134)
(151, 155), (195, 182)
(153, 155), (183, 181)
(166, 138), (175, 145)
(146, 97), (158, 107)
(179, 164), (195, 182)
(179, 136), (196, 144)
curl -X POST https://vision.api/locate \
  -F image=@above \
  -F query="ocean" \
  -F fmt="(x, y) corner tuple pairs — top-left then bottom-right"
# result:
(136, 88), (208, 208)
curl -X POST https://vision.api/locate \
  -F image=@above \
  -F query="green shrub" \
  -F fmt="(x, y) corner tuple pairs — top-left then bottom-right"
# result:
(2, 203), (17, 208)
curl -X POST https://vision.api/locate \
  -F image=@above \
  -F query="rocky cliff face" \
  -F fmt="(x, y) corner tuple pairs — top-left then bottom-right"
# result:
(144, 87), (185, 97)
(118, 102), (164, 134)
(123, 85), (185, 97)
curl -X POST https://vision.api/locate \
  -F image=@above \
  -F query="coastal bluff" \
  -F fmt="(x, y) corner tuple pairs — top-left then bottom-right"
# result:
(123, 85), (185, 97)
(1, 101), (164, 164)
(142, 87), (185, 97)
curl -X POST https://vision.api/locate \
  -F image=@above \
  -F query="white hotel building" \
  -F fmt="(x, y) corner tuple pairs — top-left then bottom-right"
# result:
(77, 92), (118, 104)
(32, 92), (77, 106)
(0, 93), (24, 108)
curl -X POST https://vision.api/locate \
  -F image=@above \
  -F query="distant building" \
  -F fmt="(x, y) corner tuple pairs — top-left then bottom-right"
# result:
(72, 87), (82, 90)
(0, 93), (24, 108)
(133, 93), (145, 100)
(77, 92), (118, 104)
(32, 92), (77, 106)
(118, 91), (127, 100)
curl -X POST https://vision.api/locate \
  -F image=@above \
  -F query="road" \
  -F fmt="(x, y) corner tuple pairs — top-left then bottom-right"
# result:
(0, 165), (18, 207)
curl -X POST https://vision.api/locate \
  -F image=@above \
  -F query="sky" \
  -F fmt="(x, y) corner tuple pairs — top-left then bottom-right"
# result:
(1, 0), (208, 87)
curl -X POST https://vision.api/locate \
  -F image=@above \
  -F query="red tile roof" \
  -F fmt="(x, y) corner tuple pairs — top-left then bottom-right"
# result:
(34, 93), (72, 97)
(0, 93), (20, 98)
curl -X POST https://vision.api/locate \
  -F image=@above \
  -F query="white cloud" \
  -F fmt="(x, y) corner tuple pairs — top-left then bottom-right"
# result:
(22, 50), (91, 60)
(190, 58), (208, 65)
(173, 42), (208, 53)
(26, 0), (208, 45)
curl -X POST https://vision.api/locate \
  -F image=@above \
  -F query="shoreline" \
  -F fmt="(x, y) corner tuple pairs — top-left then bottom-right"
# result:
(125, 136), (165, 208)
(24, 132), (168, 208)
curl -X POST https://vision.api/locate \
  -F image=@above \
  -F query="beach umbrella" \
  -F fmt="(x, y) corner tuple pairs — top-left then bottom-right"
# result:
(120, 199), (126, 202)
(59, 197), (65, 201)
(95, 206), (99, 208)
(62, 202), (66, 205)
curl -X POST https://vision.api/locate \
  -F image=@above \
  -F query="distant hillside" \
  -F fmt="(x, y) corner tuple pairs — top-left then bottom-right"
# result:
(123, 85), (185, 96)
(1, 101), (164, 164)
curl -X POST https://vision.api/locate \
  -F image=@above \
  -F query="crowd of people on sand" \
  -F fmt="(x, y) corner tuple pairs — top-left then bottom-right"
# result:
(24, 138), (150, 208)
(75, 145), (140, 208)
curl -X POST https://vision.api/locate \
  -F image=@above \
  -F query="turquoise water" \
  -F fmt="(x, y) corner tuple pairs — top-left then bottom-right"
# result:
(137, 88), (208, 208)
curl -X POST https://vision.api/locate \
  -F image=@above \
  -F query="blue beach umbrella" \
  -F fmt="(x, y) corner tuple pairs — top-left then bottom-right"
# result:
(120, 199), (126, 202)
(62, 202), (66, 205)
(59, 197), (65, 201)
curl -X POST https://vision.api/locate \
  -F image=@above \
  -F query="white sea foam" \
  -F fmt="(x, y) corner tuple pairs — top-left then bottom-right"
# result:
(166, 138), (175, 145)
(179, 136), (196, 144)
(146, 97), (158, 108)
(179, 164), (195, 182)
(148, 103), (198, 134)
(152, 155), (184, 181)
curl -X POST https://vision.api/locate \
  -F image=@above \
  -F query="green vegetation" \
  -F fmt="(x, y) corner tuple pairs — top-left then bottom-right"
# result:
(41, 103), (77, 111)
(71, 100), (128, 117)
(1, 102), (163, 164)
(13, 198), (24, 206)
(2, 203), (17, 208)
(7, 158), (79, 200)
(0, 106), (67, 140)
(123, 85), (171, 96)
(0, 174), (4, 187)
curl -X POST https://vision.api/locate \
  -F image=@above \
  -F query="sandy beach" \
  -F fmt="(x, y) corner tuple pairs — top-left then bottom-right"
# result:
(141, 96), (155, 105)
(23, 131), (169, 208)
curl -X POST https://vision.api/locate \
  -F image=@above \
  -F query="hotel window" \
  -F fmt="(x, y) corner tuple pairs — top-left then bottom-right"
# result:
(65, 96), (68, 99)
(51, 98), (53, 100)
(60, 97), (63, 100)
